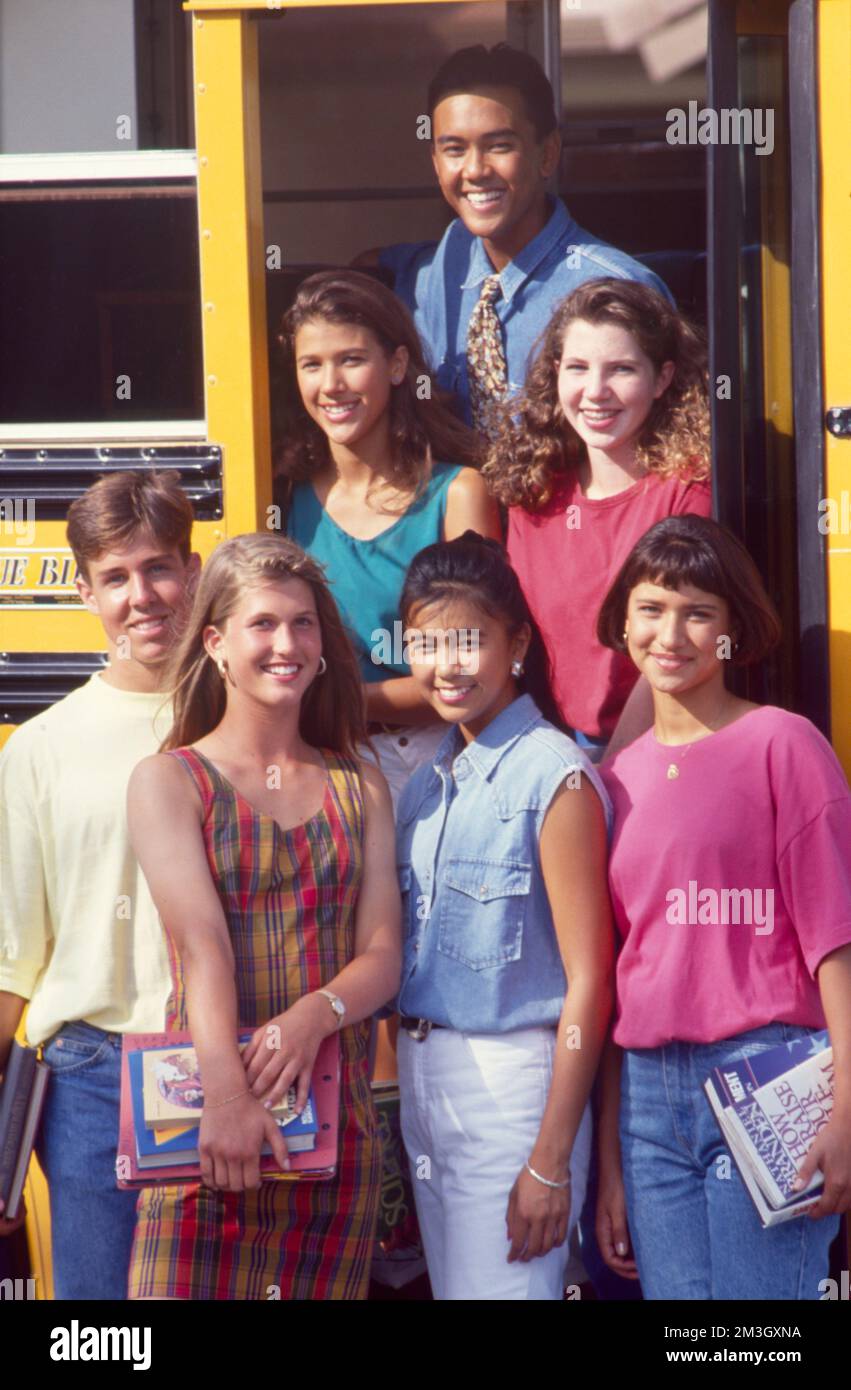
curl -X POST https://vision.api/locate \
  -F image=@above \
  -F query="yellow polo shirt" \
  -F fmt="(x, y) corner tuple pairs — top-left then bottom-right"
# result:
(0, 673), (174, 1045)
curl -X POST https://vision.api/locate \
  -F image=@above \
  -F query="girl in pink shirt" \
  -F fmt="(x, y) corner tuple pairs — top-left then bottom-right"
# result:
(484, 279), (711, 754)
(595, 514), (851, 1300)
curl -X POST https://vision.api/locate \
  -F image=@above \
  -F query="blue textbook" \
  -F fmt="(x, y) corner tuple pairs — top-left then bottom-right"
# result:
(128, 1049), (319, 1169)
(704, 1031), (832, 1227)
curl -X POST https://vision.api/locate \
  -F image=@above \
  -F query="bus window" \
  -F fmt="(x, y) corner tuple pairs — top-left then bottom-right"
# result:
(0, 0), (191, 155)
(0, 180), (204, 433)
(258, 3), (508, 267)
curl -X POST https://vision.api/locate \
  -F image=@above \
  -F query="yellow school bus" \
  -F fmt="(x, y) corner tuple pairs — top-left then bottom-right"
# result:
(0, 0), (848, 1295)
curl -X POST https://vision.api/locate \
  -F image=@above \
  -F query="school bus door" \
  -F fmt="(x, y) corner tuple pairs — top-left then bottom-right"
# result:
(707, 0), (851, 780)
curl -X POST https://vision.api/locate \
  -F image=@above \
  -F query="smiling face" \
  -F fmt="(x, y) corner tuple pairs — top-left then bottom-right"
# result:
(431, 87), (560, 266)
(624, 581), (732, 700)
(405, 595), (529, 741)
(294, 319), (407, 459)
(203, 577), (324, 712)
(76, 533), (199, 687)
(557, 318), (675, 469)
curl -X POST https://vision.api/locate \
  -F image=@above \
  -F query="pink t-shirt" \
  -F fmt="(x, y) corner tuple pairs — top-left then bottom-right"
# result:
(507, 472), (711, 738)
(601, 706), (851, 1049)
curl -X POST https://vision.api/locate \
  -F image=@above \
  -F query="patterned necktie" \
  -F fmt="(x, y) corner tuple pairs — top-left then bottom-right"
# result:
(466, 274), (508, 436)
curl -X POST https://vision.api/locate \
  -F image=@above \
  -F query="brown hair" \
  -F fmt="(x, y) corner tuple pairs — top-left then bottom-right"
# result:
(66, 470), (194, 581)
(275, 270), (482, 503)
(596, 515), (782, 666)
(483, 279), (710, 511)
(160, 533), (367, 756)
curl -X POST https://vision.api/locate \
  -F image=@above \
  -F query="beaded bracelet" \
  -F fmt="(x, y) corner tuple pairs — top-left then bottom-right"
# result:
(525, 1160), (571, 1190)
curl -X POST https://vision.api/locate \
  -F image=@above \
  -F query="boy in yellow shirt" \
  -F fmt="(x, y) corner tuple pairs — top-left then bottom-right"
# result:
(0, 471), (199, 1297)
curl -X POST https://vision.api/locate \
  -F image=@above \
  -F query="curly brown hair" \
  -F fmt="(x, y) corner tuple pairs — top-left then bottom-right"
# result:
(482, 279), (710, 511)
(275, 270), (481, 508)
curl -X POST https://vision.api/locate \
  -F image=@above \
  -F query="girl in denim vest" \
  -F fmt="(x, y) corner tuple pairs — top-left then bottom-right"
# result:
(393, 532), (615, 1299)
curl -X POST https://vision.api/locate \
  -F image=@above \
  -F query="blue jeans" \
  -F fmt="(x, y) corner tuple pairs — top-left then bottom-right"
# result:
(619, 1023), (840, 1300)
(36, 1021), (139, 1300)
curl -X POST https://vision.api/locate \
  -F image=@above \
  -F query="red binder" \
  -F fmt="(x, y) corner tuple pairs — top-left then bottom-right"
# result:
(117, 1030), (340, 1187)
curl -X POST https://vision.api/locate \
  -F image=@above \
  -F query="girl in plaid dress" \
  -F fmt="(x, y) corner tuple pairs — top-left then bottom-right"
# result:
(126, 535), (401, 1299)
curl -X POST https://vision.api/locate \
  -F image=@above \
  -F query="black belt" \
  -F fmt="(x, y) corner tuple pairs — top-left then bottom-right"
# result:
(399, 1016), (445, 1041)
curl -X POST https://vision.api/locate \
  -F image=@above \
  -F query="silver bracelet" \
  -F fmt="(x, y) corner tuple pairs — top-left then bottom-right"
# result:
(525, 1160), (571, 1190)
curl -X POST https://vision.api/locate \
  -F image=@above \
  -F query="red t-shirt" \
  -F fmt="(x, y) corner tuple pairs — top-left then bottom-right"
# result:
(507, 472), (711, 738)
(601, 707), (851, 1048)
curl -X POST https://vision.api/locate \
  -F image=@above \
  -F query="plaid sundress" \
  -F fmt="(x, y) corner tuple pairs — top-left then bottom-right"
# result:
(128, 747), (382, 1300)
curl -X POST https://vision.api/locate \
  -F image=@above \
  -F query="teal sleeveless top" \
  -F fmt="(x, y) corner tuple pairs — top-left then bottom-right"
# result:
(287, 463), (462, 683)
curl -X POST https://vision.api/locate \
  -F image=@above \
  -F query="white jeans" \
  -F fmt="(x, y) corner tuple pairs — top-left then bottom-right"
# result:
(358, 723), (446, 813)
(398, 1026), (592, 1300)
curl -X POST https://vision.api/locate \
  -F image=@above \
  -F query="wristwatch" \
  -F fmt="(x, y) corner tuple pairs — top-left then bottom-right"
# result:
(317, 989), (346, 1030)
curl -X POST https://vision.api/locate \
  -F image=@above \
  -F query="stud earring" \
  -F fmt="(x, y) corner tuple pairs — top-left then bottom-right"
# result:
(511, 659), (524, 678)
(214, 654), (227, 679)
(316, 656), (327, 675)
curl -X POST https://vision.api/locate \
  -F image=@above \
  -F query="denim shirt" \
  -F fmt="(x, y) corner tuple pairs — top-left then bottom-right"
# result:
(395, 694), (612, 1033)
(379, 198), (671, 425)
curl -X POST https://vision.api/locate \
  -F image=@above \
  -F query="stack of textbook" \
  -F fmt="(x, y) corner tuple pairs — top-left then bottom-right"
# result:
(0, 1042), (49, 1220)
(118, 1031), (339, 1187)
(704, 1030), (833, 1227)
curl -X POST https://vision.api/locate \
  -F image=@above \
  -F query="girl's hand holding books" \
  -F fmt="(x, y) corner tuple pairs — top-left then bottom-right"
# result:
(198, 1092), (291, 1191)
(242, 994), (333, 1116)
(792, 1111), (851, 1219)
(505, 1162), (571, 1264)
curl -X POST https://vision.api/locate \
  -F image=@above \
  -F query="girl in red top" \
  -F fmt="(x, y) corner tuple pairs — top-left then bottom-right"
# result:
(484, 278), (711, 757)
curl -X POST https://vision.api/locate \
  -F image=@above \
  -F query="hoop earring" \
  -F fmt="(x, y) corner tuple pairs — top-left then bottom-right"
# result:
(316, 656), (327, 675)
(511, 659), (524, 678)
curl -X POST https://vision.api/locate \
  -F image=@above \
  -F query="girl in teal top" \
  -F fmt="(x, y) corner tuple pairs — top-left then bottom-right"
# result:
(287, 461), (460, 685)
(278, 270), (500, 805)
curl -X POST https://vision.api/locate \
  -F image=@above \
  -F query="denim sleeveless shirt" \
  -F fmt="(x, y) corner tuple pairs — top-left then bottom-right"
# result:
(395, 694), (612, 1033)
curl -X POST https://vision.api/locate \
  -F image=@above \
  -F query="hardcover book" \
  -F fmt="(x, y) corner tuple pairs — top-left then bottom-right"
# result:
(118, 1029), (339, 1188)
(704, 1032), (832, 1227)
(0, 1041), (50, 1220)
(141, 1034), (299, 1129)
(128, 1050), (319, 1168)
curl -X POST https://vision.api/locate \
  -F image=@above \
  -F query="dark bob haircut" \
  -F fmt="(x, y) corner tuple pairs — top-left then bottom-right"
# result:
(427, 44), (557, 142)
(401, 530), (564, 730)
(596, 515), (782, 666)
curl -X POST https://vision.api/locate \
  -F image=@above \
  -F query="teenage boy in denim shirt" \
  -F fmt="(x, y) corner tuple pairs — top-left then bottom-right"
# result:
(0, 471), (199, 1297)
(356, 44), (669, 429)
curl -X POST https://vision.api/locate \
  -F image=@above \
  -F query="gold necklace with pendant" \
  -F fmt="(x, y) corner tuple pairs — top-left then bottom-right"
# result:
(666, 750), (691, 779)
(662, 709), (730, 780)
